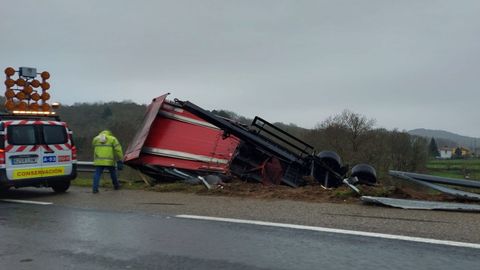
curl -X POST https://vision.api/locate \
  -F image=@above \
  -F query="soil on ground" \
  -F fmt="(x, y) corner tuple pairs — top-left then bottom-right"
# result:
(144, 177), (476, 204)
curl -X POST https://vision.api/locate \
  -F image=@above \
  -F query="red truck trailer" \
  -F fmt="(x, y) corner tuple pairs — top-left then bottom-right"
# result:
(124, 94), (240, 180)
(125, 93), (377, 188)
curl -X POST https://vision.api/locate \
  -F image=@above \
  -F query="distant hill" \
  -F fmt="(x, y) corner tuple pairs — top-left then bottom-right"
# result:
(408, 128), (479, 149)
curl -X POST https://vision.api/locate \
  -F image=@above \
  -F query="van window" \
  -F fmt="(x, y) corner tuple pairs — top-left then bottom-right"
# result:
(43, 125), (67, 144)
(8, 125), (37, 145)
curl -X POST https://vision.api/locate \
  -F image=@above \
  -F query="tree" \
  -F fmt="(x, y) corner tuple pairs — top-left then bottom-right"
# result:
(428, 138), (440, 158)
(304, 113), (429, 178)
(212, 109), (251, 125)
(321, 110), (375, 153)
(101, 106), (112, 119)
(410, 136), (428, 171)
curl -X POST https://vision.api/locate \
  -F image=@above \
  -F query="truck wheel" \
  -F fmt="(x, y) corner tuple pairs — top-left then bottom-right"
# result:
(51, 181), (71, 193)
(351, 164), (377, 185)
(314, 151), (344, 188)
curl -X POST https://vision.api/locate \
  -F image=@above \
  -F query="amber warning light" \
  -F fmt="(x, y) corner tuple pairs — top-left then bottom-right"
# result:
(4, 66), (59, 115)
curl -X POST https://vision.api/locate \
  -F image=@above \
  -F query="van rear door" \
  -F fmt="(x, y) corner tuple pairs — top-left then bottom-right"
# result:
(41, 123), (73, 177)
(5, 123), (43, 181)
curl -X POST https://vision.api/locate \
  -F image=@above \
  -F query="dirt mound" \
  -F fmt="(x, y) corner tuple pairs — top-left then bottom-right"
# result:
(146, 178), (478, 204)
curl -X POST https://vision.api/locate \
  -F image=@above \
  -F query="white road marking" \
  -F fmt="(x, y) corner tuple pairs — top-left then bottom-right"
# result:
(176, 214), (480, 249)
(0, 199), (53, 205)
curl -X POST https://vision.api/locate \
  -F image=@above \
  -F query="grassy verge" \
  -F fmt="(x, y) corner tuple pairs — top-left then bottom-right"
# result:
(72, 171), (204, 193)
(427, 159), (480, 180)
(70, 160), (480, 203)
(71, 177), (147, 190)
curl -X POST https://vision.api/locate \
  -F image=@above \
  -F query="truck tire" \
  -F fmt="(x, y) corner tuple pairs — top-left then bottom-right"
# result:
(51, 181), (71, 193)
(314, 151), (344, 188)
(351, 164), (377, 185)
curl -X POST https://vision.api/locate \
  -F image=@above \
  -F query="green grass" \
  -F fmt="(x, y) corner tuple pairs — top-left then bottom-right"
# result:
(72, 172), (205, 192)
(427, 160), (480, 170)
(72, 177), (147, 190)
(426, 159), (480, 180)
(147, 182), (205, 193)
(333, 188), (357, 199)
(72, 168), (154, 190)
(425, 171), (469, 179)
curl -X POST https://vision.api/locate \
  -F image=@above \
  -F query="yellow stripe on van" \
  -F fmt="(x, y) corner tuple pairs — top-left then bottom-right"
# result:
(13, 167), (65, 180)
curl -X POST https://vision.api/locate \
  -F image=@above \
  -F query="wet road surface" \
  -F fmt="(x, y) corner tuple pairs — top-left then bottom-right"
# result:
(2, 186), (480, 243)
(1, 199), (479, 270)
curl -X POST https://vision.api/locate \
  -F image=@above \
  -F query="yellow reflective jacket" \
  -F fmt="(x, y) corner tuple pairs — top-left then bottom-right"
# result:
(92, 130), (123, 166)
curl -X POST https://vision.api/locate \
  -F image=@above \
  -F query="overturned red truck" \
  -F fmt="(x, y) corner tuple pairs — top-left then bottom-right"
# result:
(124, 93), (377, 188)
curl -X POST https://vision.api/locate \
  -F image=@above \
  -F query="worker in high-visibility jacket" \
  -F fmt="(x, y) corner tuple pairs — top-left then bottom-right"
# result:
(92, 130), (123, 193)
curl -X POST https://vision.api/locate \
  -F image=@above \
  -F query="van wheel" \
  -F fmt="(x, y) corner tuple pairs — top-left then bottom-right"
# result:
(51, 181), (71, 193)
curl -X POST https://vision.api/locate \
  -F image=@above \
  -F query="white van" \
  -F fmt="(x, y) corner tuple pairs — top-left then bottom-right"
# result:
(0, 115), (77, 192)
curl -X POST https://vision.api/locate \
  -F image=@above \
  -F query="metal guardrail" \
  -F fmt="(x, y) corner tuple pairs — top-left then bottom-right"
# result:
(77, 161), (96, 172)
(77, 161), (124, 173)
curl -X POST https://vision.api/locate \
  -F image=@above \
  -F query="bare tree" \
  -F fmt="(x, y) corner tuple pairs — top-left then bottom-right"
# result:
(320, 110), (375, 156)
(303, 110), (428, 179)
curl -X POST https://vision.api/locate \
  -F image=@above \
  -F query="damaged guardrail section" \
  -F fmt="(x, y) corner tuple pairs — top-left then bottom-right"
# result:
(357, 170), (480, 212)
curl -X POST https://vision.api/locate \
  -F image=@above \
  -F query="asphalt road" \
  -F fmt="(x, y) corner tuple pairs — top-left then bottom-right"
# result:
(3, 186), (480, 242)
(1, 187), (480, 269)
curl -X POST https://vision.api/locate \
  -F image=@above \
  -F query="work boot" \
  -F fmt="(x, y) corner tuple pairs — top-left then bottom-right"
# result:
(114, 185), (121, 190)
(93, 189), (99, 194)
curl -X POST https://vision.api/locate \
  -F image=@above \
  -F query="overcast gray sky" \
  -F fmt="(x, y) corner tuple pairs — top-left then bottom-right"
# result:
(1, 0), (479, 136)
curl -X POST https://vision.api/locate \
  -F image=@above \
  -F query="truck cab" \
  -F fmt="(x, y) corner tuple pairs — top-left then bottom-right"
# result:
(0, 114), (77, 192)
